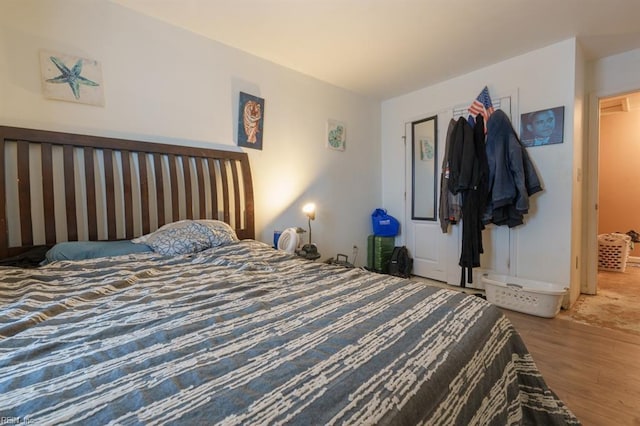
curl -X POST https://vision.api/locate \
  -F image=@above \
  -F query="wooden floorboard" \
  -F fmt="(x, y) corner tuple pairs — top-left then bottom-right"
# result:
(503, 309), (640, 426)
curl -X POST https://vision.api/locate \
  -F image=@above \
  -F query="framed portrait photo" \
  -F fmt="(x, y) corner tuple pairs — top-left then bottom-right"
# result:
(237, 92), (265, 150)
(520, 106), (564, 147)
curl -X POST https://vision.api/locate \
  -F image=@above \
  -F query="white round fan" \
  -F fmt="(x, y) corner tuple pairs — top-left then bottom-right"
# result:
(277, 227), (299, 253)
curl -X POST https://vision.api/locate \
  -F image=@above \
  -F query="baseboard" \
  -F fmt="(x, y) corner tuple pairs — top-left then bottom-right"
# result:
(628, 256), (640, 264)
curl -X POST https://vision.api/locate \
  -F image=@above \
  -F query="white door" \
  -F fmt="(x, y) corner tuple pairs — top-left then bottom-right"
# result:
(404, 115), (449, 282)
(404, 95), (515, 288)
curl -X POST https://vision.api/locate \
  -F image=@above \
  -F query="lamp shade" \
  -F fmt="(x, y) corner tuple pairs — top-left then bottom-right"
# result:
(302, 203), (316, 220)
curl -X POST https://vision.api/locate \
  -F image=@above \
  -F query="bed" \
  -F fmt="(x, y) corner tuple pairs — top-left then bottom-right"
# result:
(0, 126), (579, 425)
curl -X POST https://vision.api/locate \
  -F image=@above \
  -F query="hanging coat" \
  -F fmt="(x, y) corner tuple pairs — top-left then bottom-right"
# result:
(484, 109), (543, 227)
(439, 118), (462, 233)
(447, 115), (489, 286)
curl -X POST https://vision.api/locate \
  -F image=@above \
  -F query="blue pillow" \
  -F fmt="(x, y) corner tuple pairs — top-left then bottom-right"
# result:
(45, 240), (152, 263)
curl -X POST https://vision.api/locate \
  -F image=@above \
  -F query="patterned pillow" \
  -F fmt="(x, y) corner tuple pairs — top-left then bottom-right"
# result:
(132, 220), (238, 256)
(195, 220), (238, 246)
(133, 220), (212, 256)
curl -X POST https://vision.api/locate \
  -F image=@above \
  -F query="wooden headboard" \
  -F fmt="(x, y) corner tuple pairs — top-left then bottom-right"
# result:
(0, 126), (254, 259)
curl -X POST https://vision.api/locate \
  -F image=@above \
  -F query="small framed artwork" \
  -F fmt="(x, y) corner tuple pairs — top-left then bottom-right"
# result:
(39, 50), (105, 106)
(237, 92), (265, 150)
(520, 106), (564, 147)
(327, 119), (346, 151)
(420, 138), (434, 161)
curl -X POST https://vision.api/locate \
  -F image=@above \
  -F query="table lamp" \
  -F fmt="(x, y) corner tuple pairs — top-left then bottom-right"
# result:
(299, 203), (319, 259)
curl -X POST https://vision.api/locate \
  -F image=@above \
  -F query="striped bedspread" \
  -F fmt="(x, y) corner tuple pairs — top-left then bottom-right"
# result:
(0, 240), (579, 425)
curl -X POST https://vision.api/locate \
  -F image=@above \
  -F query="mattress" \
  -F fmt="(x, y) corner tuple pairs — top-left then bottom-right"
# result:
(0, 240), (579, 425)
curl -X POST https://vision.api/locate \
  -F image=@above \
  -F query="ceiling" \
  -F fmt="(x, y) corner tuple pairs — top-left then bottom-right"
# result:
(112, 0), (640, 100)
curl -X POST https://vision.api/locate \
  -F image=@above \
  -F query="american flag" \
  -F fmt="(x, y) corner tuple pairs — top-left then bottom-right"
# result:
(468, 86), (495, 125)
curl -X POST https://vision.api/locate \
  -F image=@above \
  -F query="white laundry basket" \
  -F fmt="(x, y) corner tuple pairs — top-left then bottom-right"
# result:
(598, 233), (631, 272)
(481, 274), (567, 318)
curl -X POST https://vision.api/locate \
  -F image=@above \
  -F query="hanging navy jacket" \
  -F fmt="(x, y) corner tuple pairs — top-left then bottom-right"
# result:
(484, 110), (542, 227)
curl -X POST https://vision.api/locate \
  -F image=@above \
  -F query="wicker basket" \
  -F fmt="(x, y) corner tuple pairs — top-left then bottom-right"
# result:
(598, 233), (631, 272)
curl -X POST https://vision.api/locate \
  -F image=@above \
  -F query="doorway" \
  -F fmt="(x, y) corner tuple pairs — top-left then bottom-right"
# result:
(577, 91), (640, 330)
(597, 91), (640, 291)
(597, 91), (640, 259)
(587, 89), (640, 292)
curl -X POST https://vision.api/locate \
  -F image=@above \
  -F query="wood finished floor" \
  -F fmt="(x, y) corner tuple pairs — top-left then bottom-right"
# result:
(414, 272), (640, 425)
(504, 309), (640, 426)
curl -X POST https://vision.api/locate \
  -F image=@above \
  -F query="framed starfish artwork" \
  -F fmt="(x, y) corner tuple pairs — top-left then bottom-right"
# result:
(39, 50), (105, 106)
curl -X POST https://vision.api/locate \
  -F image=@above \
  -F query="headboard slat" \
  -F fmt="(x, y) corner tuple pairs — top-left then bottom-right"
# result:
(195, 158), (206, 219)
(207, 158), (218, 219)
(0, 138), (7, 258)
(0, 126), (255, 258)
(41, 143), (56, 245)
(84, 147), (98, 241)
(121, 150), (134, 240)
(168, 154), (179, 222)
(153, 153), (165, 228)
(207, 158), (219, 222)
(138, 152), (150, 235)
(63, 145), (78, 241)
(220, 160), (230, 225)
(17, 142), (33, 246)
(103, 148), (117, 241)
(230, 160), (242, 230)
(183, 156), (193, 220)
(239, 158), (254, 240)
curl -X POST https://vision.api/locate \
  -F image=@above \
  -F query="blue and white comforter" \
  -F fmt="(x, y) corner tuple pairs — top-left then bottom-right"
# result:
(0, 240), (579, 425)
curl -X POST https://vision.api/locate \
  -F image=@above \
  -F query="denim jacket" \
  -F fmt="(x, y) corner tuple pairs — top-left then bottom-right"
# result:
(484, 110), (542, 226)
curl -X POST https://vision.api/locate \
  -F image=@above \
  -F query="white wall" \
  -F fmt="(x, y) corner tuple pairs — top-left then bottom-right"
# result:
(381, 39), (579, 295)
(590, 48), (640, 96)
(0, 0), (381, 262)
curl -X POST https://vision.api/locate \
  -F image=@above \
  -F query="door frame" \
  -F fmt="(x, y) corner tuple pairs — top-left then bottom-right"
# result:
(585, 84), (640, 294)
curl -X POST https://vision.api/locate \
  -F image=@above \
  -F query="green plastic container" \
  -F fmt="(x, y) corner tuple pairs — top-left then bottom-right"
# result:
(367, 235), (395, 273)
